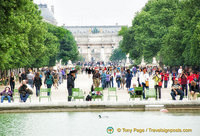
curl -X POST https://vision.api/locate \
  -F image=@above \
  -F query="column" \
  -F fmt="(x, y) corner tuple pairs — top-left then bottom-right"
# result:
(101, 46), (105, 62)
(87, 45), (91, 62)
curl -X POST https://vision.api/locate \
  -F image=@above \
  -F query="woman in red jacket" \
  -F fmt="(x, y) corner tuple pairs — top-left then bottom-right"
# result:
(164, 72), (169, 88)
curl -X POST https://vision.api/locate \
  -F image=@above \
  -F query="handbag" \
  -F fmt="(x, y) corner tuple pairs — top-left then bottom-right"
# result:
(158, 81), (162, 87)
(145, 81), (149, 87)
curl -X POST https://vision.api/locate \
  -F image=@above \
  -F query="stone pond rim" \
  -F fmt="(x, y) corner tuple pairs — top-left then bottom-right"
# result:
(0, 101), (200, 113)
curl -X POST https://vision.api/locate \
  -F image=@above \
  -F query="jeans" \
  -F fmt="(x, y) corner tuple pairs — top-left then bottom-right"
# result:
(110, 78), (114, 87)
(171, 89), (184, 100)
(67, 86), (72, 101)
(1, 96), (11, 103)
(126, 79), (131, 89)
(59, 76), (62, 84)
(106, 81), (110, 88)
(35, 86), (40, 97)
(155, 85), (161, 99)
(10, 82), (15, 92)
(142, 82), (149, 99)
(116, 80), (121, 88)
(20, 94), (29, 102)
(47, 84), (52, 96)
(181, 84), (188, 96)
(101, 80), (106, 89)
(137, 78), (141, 87)
(164, 80), (168, 88)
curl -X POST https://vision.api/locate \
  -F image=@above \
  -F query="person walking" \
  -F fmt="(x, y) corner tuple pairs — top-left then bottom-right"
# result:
(116, 70), (121, 89)
(33, 72), (42, 97)
(139, 67), (149, 99)
(9, 72), (15, 92)
(101, 70), (106, 89)
(152, 70), (162, 100)
(27, 70), (34, 88)
(44, 72), (54, 96)
(125, 69), (133, 90)
(67, 71), (75, 101)
(164, 72), (169, 88)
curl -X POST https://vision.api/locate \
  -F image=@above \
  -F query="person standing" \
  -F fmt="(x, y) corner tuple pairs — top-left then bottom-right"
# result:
(21, 71), (27, 81)
(33, 72), (42, 97)
(44, 72), (54, 96)
(152, 70), (162, 100)
(178, 66), (183, 76)
(18, 71), (22, 83)
(137, 68), (142, 87)
(93, 69), (100, 88)
(116, 70), (121, 89)
(171, 70), (177, 85)
(27, 71), (34, 88)
(121, 69), (126, 89)
(58, 69), (63, 85)
(126, 69), (133, 90)
(163, 72), (169, 88)
(180, 71), (188, 97)
(53, 71), (59, 89)
(106, 71), (111, 88)
(139, 67), (149, 99)
(9, 72), (15, 92)
(101, 70), (106, 89)
(67, 71), (75, 101)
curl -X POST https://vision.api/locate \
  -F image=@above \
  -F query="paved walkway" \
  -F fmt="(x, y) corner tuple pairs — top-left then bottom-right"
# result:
(0, 73), (188, 104)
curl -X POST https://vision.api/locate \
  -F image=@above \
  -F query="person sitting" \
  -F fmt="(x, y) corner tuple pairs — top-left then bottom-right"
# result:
(190, 81), (199, 100)
(171, 78), (184, 100)
(18, 80), (33, 102)
(0, 87), (12, 103)
(128, 84), (136, 95)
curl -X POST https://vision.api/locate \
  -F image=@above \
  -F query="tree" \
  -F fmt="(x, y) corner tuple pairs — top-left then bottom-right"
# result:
(47, 25), (79, 65)
(109, 46), (126, 63)
(120, 0), (200, 66)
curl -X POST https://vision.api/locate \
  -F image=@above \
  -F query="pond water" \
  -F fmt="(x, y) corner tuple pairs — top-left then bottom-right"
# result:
(0, 111), (199, 136)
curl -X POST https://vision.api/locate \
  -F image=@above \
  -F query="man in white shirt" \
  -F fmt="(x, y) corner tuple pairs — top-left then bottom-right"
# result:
(139, 67), (149, 99)
(178, 66), (183, 76)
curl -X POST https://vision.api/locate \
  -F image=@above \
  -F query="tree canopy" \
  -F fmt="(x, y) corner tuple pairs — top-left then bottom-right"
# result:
(119, 0), (200, 66)
(109, 44), (126, 63)
(0, 0), (78, 70)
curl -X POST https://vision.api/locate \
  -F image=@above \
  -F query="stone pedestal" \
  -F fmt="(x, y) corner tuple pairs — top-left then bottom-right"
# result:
(125, 54), (131, 67)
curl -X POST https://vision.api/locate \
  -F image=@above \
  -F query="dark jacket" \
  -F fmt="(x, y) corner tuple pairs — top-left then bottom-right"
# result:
(19, 84), (33, 96)
(67, 74), (75, 88)
(33, 77), (42, 87)
(21, 73), (27, 80)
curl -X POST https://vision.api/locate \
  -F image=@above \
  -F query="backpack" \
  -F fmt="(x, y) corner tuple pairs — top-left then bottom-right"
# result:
(86, 95), (92, 101)
(46, 75), (53, 85)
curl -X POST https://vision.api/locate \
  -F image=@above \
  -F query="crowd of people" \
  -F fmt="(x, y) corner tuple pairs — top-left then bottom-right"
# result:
(0, 65), (200, 103)
(83, 66), (200, 100)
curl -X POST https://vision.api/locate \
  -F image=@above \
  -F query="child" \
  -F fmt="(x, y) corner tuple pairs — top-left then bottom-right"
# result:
(128, 84), (136, 95)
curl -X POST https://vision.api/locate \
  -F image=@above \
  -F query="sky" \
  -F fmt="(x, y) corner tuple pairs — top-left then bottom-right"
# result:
(34, 0), (149, 26)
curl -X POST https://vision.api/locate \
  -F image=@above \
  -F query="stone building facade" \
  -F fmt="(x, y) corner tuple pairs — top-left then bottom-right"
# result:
(65, 25), (123, 63)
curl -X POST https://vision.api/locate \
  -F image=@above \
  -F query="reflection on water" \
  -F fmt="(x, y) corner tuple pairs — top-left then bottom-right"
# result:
(0, 111), (200, 136)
